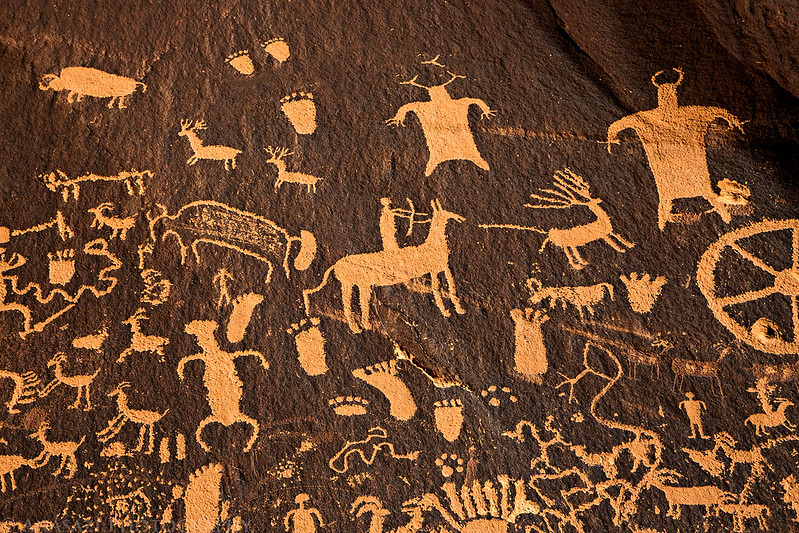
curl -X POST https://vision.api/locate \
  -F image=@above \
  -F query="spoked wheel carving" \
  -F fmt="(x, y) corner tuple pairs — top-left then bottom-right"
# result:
(697, 219), (799, 355)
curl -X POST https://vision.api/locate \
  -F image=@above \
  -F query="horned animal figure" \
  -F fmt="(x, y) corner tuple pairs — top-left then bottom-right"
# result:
(88, 203), (135, 240)
(746, 401), (795, 436)
(40, 169), (149, 202)
(0, 369), (39, 414)
(179, 120), (241, 171)
(265, 146), (323, 192)
(303, 200), (465, 333)
(117, 308), (169, 363)
(527, 279), (614, 319)
(39, 352), (99, 410)
(29, 422), (84, 478)
(98, 382), (168, 454)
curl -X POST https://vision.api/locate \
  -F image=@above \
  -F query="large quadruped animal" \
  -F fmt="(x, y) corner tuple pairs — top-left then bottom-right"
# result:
(39, 67), (146, 109)
(303, 200), (465, 333)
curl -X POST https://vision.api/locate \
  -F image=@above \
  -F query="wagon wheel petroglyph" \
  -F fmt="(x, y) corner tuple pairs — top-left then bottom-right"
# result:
(697, 219), (799, 354)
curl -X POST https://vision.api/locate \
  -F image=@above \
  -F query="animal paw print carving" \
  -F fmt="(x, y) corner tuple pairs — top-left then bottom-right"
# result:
(353, 360), (417, 421)
(434, 399), (464, 442)
(481, 386), (517, 407)
(261, 38), (290, 63)
(435, 453), (464, 478)
(281, 92), (317, 135)
(329, 396), (369, 416)
(288, 318), (327, 375)
(226, 50), (255, 76)
(48, 249), (76, 286)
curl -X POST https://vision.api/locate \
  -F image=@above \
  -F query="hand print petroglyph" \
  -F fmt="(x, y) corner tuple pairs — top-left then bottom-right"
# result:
(179, 120), (242, 171)
(281, 92), (317, 135)
(265, 146), (323, 192)
(39, 66), (146, 109)
(40, 169), (149, 202)
(98, 382), (168, 455)
(606, 68), (745, 230)
(353, 359), (417, 421)
(47, 249), (75, 286)
(147, 201), (316, 279)
(180, 320), (269, 452)
(303, 200), (464, 333)
(387, 55), (494, 176)
(480, 169), (633, 269)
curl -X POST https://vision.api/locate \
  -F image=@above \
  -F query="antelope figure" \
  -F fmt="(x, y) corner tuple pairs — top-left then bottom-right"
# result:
(29, 422), (84, 478)
(480, 169), (633, 269)
(303, 200), (465, 334)
(117, 308), (169, 363)
(178, 120), (241, 171)
(39, 352), (99, 410)
(0, 453), (30, 493)
(179, 320), (268, 452)
(98, 382), (168, 454)
(265, 146), (323, 192)
(88, 203), (135, 240)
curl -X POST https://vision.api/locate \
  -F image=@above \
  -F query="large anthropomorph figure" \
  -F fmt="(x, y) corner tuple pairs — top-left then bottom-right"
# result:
(387, 57), (495, 176)
(606, 68), (745, 230)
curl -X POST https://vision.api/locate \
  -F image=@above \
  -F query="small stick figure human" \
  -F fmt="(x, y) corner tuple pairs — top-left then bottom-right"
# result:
(679, 392), (708, 438)
(285, 494), (324, 533)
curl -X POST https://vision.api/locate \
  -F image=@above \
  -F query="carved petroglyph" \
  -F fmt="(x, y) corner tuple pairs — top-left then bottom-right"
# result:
(281, 92), (317, 135)
(47, 249), (75, 285)
(179, 120), (242, 171)
(184, 463), (224, 533)
(679, 392), (709, 439)
(528, 279), (614, 319)
(88, 203), (135, 240)
(285, 494), (324, 533)
(642, 470), (735, 520)
(227, 293), (262, 343)
(141, 269), (172, 306)
(672, 345), (731, 398)
(329, 427), (419, 474)
(782, 475), (799, 521)
(39, 66), (146, 108)
(510, 308), (549, 384)
(329, 396), (369, 416)
(262, 38), (290, 63)
(147, 201), (316, 278)
(40, 169), (149, 202)
(0, 369), (39, 414)
(353, 359), (417, 421)
(180, 320), (268, 452)
(387, 56), (494, 176)
(118, 308), (169, 363)
(434, 399), (463, 442)
(288, 318), (328, 375)
(40, 352), (99, 410)
(30, 421), (83, 478)
(303, 200), (464, 333)
(480, 385), (517, 407)
(226, 50), (255, 76)
(698, 219), (799, 355)
(265, 146), (323, 193)
(0, 452), (30, 493)
(606, 68), (745, 229)
(746, 400), (795, 436)
(620, 273), (667, 314)
(435, 453), (464, 478)
(480, 169), (633, 269)
(98, 382), (168, 454)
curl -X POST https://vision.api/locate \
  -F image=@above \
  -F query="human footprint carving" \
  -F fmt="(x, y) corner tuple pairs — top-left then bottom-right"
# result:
(352, 360), (417, 421)
(225, 50), (255, 76)
(48, 249), (75, 286)
(481, 385), (517, 407)
(435, 453), (464, 478)
(227, 293), (263, 343)
(328, 396), (369, 416)
(288, 318), (328, 375)
(281, 92), (316, 135)
(261, 38), (290, 63)
(434, 399), (464, 441)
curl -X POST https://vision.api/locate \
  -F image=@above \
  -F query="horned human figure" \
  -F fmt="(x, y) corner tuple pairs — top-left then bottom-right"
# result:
(303, 199), (465, 334)
(387, 56), (494, 176)
(606, 68), (745, 230)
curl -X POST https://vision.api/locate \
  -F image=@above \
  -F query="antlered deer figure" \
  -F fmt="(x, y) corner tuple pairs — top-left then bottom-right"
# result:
(178, 120), (241, 171)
